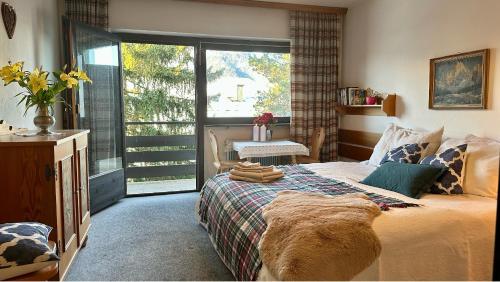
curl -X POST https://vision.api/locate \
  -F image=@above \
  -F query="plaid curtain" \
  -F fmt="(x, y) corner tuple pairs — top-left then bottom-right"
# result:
(290, 11), (342, 162)
(65, 0), (109, 28)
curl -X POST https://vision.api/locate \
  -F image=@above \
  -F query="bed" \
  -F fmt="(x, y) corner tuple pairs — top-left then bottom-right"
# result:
(197, 127), (498, 281)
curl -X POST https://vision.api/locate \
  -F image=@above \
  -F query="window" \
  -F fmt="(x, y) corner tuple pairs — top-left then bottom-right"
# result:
(206, 50), (291, 118)
(116, 34), (291, 124)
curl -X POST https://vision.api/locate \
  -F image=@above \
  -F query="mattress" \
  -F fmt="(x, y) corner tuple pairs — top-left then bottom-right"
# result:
(265, 162), (496, 281)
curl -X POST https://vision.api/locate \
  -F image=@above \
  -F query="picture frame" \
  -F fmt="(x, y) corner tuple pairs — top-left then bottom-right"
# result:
(429, 49), (489, 110)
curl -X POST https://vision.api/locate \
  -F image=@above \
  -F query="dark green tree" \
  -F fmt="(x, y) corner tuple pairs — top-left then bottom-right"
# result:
(122, 43), (223, 136)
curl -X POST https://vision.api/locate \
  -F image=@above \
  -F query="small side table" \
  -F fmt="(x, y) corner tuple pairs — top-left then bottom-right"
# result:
(232, 140), (309, 164)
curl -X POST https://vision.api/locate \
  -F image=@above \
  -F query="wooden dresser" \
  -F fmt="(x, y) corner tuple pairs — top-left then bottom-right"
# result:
(0, 130), (91, 280)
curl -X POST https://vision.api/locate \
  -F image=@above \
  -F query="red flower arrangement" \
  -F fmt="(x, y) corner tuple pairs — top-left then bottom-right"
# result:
(253, 112), (278, 126)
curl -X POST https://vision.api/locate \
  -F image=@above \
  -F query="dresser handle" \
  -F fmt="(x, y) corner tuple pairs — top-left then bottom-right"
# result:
(45, 165), (56, 181)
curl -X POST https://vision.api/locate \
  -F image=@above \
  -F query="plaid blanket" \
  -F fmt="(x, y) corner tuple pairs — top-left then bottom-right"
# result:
(198, 165), (418, 281)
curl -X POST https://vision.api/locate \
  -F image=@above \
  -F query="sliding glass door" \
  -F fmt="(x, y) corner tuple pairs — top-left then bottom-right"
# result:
(63, 19), (126, 213)
(122, 43), (197, 195)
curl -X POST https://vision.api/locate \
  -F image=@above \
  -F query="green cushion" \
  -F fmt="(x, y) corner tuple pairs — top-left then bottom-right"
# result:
(360, 162), (446, 199)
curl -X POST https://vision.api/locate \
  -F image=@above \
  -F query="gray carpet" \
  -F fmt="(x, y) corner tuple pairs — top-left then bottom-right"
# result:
(66, 193), (234, 281)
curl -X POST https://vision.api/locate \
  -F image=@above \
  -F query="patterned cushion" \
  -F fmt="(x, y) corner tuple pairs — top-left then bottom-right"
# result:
(419, 144), (468, 194)
(0, 223), (59, 269)
(380, 143), (429, 165)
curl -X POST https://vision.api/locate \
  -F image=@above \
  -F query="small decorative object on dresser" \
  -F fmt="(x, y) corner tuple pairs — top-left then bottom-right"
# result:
(0, 130), (90, 280)
(0, 120), (27, 135)
(0, 61), (92, 135)
(429, 49), (489, 109)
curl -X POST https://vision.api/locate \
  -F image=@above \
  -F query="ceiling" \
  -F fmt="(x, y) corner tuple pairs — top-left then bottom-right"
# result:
(253, 0), (362, 8)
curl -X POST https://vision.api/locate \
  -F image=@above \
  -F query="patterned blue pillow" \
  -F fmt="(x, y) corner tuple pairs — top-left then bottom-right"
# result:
(0, 222), (59, 269)
(419, 144), (468, 194)
(380, 143), (429, 165)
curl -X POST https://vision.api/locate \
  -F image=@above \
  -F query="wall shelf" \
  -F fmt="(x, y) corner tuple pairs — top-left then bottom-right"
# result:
(335, 94), (396, 116)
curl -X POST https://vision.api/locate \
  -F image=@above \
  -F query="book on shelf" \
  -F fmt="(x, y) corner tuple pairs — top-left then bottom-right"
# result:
(337, 87), (384, 107)
(337, 87), (363, 106)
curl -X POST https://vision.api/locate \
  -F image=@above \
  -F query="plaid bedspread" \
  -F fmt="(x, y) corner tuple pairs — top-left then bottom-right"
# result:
(198, 165), (418, 281)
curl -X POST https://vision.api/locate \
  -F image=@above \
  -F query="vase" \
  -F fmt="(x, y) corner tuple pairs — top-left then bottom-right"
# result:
(252, 124), (260, 141)
(266, 129), (272, 141)
(33, 105), (55, 135)
(259, 125), (267, 142)
(366, 96), (377, 105)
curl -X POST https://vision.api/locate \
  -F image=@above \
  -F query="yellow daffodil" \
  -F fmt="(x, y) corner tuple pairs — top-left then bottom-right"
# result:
(27, 68), (49, 94)
(0, 61), (24, 84)
(60, 72), (79, 88)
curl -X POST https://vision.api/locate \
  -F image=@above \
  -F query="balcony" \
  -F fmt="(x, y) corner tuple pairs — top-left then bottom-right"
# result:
(125, 121), (197, 195)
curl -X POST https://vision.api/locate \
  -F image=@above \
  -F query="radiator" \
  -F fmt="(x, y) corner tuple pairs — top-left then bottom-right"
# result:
(225, 150), (291, 166)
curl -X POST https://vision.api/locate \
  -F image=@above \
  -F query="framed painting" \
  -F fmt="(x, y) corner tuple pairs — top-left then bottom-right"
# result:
(429, 49), (489, 109)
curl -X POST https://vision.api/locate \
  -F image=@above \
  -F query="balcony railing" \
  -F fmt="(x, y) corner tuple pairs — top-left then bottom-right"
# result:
(125, 121), (196, 181)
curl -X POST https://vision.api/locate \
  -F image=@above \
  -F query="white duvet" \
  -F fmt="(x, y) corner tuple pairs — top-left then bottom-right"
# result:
(259, 162), (497, 281)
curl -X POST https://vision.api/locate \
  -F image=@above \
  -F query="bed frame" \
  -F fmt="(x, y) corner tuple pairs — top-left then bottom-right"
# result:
(338, 129), (382, 161)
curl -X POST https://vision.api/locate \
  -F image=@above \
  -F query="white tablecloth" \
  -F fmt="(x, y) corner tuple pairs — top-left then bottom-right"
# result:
(232, 140), (309, 159)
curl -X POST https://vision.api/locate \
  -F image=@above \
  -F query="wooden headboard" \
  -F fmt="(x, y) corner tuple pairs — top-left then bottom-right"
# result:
(338, 129), (382, 161)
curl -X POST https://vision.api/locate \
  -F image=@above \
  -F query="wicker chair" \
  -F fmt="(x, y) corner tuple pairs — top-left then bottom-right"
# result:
(297, 128), (326, 164)
(208, 129), (241, 173)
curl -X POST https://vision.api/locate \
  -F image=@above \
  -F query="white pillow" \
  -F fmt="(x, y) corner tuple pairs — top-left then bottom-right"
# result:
(461, 135), (499, 198)
(368, 123), (444, 166)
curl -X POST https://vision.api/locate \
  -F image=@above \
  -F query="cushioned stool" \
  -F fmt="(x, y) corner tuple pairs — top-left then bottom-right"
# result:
(0, 223), (60, 281)
(6, 261), (58, 281)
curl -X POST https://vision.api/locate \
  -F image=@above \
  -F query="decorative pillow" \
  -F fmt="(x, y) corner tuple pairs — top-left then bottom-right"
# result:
(0, 222), (59, 269)
(360, 162), (446, 199)
(419, 144), (468, 195)
(368, 123), (444, 166)
(380, 143), (429, 165)
(462, 135), (499, 198)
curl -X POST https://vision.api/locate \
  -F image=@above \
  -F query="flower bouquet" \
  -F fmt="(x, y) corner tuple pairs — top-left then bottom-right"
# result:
(0, 61), (92, 135)
(253, 112), (278, 141)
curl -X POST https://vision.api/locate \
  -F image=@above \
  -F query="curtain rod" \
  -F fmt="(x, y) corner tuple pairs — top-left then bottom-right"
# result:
(178, 0), (348, 15)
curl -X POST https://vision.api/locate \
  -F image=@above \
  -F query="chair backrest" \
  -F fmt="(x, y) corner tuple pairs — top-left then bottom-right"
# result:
(310, 128), (326, 161)
(208, 129), (221, 163)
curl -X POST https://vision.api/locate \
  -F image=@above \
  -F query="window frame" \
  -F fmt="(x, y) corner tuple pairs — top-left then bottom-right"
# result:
(116, 32), (291, 125)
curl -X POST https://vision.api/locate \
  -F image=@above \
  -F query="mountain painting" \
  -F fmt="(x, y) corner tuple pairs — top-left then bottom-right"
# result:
(430, 49), (489, 109)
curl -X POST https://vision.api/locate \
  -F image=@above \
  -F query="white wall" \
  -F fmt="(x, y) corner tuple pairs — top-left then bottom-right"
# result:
(342, 0), (500, 138)
(0, 0), (61, 129)
(109, 0), (289, 40)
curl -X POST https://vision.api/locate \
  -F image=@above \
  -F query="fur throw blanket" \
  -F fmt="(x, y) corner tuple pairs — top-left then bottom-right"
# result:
(258, 191), (382, 281)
